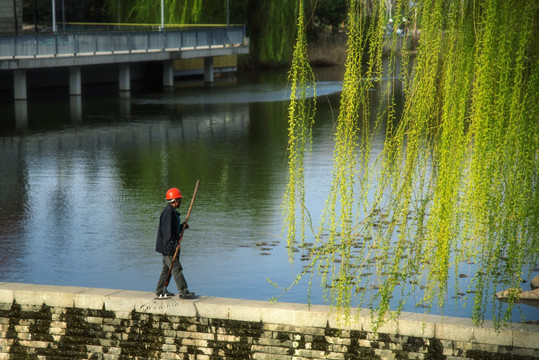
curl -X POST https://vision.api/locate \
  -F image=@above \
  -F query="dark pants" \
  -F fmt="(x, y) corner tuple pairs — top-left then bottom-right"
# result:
(155, 254), (188, 295)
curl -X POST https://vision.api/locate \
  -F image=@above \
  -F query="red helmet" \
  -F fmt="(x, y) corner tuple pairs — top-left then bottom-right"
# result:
(165, 187), (182, 201)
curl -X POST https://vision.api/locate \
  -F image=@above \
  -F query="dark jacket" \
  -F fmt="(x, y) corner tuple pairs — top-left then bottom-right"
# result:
(155, 204), (183, 255)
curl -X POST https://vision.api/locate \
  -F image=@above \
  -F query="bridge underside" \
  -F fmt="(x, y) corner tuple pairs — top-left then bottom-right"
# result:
(3, 45), (248, 100)
(0, 27), (249, 100)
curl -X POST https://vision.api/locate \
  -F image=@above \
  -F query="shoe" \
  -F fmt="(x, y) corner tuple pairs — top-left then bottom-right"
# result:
(179, 290), (195, 299)
(157, 290), (175, 298)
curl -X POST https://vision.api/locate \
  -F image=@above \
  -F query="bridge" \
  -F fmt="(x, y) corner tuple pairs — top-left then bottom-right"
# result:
(0, 26), (249, 100)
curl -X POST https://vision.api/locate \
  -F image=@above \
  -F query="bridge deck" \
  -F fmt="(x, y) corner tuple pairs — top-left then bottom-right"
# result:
(0, 27), (249, 70)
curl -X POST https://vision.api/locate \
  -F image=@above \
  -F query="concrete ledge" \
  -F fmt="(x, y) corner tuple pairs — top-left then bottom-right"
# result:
(1, 282), (538, 356)
(0, 45), (249, 70)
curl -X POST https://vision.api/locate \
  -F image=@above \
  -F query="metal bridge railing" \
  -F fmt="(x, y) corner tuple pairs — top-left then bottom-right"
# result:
(0, 26), (246, 58)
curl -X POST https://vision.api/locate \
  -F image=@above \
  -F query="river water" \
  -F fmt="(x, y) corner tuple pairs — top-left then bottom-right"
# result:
(0, 67), (536, 323)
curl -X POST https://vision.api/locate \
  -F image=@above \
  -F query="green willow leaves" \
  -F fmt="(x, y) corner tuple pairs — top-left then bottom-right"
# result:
(283, 0), (538, 329)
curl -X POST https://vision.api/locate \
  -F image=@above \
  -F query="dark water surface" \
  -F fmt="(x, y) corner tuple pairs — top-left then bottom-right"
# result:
(0, 67), (536, 323)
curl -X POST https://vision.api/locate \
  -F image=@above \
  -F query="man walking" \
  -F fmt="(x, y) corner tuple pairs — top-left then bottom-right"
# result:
(155, 187), (195, 299)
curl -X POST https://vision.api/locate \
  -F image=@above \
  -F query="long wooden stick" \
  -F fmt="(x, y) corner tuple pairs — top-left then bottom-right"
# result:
(163, 179), (200, 294)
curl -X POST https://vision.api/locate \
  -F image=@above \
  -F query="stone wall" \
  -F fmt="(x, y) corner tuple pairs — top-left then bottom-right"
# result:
(0, 282), (537, 359)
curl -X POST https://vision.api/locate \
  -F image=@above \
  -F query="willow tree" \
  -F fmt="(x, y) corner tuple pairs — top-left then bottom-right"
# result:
(106, 0), (297, 66)
(282, 0), (538, 329)
(106, 0), (227, 24)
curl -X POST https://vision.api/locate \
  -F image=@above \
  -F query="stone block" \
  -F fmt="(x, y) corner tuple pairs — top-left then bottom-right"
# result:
(113, 311), (132, 319)
(396, 312), (437, 338)
(434, 316), (475, 342)
(0, 338), (13, 347)
(327, 308), (369, 331)
(86, 316), (103, 324)
(511, 323), (539, 349)
(160, 352), (180, 360)
(252, 344), (293, 355)
(107, 346), (122, 355)
(361, 316), (398, 335)
(161, 343), (177, 352)
(74, 288), (116, 310)
(194, 355), (210, 360)
(0, 286), (16, 305)
(407, 351), (425, 359)
(161, 297), (205, 318)
(222, 298), (261, 322)
(189, 331), (214, 341)
(326, 336), (351, 346)
(263, 323), (300, 333)
(103, 354), (119, 360)
(261, 301), (307, 326)
(21, 340), (50, 349)
(216, 333), (241, 342)
(103, 290), (149, 312)
(473, 324), (512, 346)
(17, 332), (31, 340)
(49, 321), (66, 329)
(374, 348), (396, 359)
(14, 325), (30, 333)
(86, 345), (103, 353)
(254, 353), (293, 360)
(325, 351), (346, 360)
(294, 348), (328, 358)
(196, 299), (232, 320)
(459, 340), (480, 354)
(293, 304), (331, 328)
(42, 285), (85, 307)
(467, 342), (499, 353)
(500, 346), (539, 358)
(359, 339), (371, 347)
(328, 343), (347, 353)
(11, 288), (42, 307)
(180, 338), (208, 347)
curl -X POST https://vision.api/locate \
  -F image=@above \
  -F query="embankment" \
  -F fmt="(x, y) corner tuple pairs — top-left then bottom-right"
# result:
(0, 282), (537, 359)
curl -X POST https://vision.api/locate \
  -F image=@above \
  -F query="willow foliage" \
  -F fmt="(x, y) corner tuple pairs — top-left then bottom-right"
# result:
(247, 0), (298, 66)
(106, 0), (297, 66)
(107, 0), (226, 25)
(282, 0), (538, 329)
(282, 0), (316, 257)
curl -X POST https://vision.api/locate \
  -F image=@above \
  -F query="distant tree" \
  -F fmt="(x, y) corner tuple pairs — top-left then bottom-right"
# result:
(106, 0), (298, 67)
(307, 0), (347, 33)
(22, 0), (107, 29)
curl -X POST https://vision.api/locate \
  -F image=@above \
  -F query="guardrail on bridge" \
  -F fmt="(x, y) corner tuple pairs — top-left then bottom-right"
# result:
(0, 26), (246, 59)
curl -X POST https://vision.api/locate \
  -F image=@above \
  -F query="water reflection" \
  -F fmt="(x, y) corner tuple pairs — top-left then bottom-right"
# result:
(70, 96), (82, 123)
(14, 100), (28, 130)
(0, 67), (535, 323)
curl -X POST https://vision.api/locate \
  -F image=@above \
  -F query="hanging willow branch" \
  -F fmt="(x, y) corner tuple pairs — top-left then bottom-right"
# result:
(282, 0), (316, 260)
(280, 0), (538, 330)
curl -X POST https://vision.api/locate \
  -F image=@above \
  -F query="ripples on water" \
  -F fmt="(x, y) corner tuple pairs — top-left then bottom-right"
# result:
(0, 67), (536, 323)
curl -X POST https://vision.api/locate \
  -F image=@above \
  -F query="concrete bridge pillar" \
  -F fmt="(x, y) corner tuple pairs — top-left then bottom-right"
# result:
(14, 69), (27, 100)
(119, 63), (131, 93)
(69, 67), (82, 96)
(163, 60), (174, 87)
(204, 57), (214, 84)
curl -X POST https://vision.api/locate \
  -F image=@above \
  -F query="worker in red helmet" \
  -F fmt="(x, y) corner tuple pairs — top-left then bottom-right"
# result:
(154, 187), (195, 299)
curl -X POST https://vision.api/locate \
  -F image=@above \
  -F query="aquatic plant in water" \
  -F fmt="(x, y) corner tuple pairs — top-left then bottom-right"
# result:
(281, 0), (538, 330)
